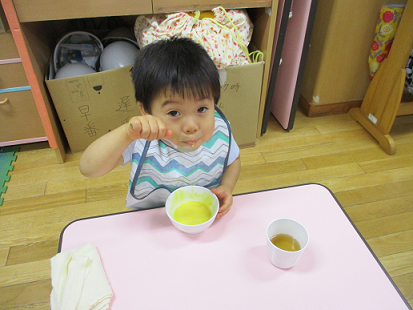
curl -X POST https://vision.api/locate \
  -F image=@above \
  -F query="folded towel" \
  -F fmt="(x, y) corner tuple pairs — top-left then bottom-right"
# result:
(50, 243), (113, 310)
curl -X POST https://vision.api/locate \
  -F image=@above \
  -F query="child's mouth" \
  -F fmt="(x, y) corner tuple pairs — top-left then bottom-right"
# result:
(162, 138), (198, 152)
(182, 139), (198, 147)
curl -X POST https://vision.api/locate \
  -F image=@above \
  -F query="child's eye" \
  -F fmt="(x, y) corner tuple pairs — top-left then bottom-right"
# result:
(198, 107), (208, 113)
(168, 110), (180, 117)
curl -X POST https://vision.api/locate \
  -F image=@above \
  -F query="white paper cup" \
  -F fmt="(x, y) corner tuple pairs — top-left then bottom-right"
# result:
(165, 186), (219, 234)
(266, 218), (309, 269)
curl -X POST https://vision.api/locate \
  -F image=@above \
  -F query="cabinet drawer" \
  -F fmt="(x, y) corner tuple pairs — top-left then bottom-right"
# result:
(0, 62), (28, 89)
(0, 32), (19, 59)
(153, 0), (272, 13)
(0, 90), (46, 142)
(13, 0), (152, 22)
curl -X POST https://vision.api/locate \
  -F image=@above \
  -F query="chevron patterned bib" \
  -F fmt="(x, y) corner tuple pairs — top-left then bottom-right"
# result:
(124, 108), (232, 210)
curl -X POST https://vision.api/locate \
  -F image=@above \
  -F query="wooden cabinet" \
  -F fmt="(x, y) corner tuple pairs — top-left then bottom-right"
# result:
(0, 29), (46, 147)
(0, 30), (18, 59)
(12, 0), (153, 22)
(152, 0), (272, 13)
(0, 90), (46, 142)
(2, 0), (279, 162)
(0, 62), (28, 88)
(12, 0), (272, 21)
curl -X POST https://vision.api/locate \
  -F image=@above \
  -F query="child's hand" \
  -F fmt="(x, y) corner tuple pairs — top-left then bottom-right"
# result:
(126, 115), (172, 141)
(211, 186), (233, 218)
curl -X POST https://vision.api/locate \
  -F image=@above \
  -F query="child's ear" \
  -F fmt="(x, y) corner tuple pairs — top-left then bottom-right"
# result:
(138, 103), (149, 115)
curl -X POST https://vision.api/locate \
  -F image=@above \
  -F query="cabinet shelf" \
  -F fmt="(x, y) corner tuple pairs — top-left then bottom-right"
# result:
(3, 0), (279, 162)
(13, 0), (272, 22)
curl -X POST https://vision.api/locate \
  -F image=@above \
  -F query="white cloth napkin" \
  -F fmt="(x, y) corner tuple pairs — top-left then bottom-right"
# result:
(50, 243), (113, 310)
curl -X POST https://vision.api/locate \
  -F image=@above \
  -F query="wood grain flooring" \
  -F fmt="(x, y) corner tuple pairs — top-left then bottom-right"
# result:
(1, 109), (412, 309)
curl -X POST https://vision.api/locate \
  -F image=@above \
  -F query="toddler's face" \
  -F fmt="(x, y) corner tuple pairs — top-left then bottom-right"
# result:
(148, 90), (215, 151)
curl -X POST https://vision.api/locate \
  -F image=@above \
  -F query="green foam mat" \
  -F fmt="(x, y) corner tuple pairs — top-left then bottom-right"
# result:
(0, 146), (19, 206)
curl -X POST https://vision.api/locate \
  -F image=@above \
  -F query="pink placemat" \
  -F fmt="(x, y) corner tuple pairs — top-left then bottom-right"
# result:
(60, 184), (410, 309)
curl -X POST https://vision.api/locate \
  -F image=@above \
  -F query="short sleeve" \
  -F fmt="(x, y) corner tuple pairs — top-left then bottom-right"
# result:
(121, 141), (136, 166)
(227, 133), (240, 165)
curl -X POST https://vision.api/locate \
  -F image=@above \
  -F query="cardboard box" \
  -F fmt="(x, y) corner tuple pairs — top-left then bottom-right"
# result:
(46, 65), (141, 153)
(46, 62), (263, 152)
(217, 62), (264, 148)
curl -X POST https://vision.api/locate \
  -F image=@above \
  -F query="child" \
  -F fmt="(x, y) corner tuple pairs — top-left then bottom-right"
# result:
(80, 37), (241, 218)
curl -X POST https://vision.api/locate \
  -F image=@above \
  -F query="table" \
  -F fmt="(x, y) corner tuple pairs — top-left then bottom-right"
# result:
(59, 184), (411, 309)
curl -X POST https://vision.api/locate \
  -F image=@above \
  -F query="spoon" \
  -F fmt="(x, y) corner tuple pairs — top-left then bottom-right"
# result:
(162, 138), (196, 152)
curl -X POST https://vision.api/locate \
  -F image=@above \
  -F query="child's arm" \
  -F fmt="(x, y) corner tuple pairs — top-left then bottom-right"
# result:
(211, 156), (241, 218)
(80, 115), (171, 178)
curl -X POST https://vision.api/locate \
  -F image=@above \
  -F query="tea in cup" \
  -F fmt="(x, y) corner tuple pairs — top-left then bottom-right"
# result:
(266, 218), (309, 269)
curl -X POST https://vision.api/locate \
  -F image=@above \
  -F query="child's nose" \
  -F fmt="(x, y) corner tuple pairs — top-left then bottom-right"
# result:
(183, 117), (199, 134)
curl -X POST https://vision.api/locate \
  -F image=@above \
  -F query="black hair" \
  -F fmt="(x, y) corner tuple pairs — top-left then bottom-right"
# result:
(131, 37), (221, 113)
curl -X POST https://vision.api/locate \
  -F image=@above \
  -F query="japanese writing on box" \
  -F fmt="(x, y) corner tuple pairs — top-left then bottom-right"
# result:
(64, 76), (137, 139)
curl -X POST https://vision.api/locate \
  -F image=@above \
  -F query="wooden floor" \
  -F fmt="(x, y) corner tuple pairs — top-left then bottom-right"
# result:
(1, 109), (412, 309)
